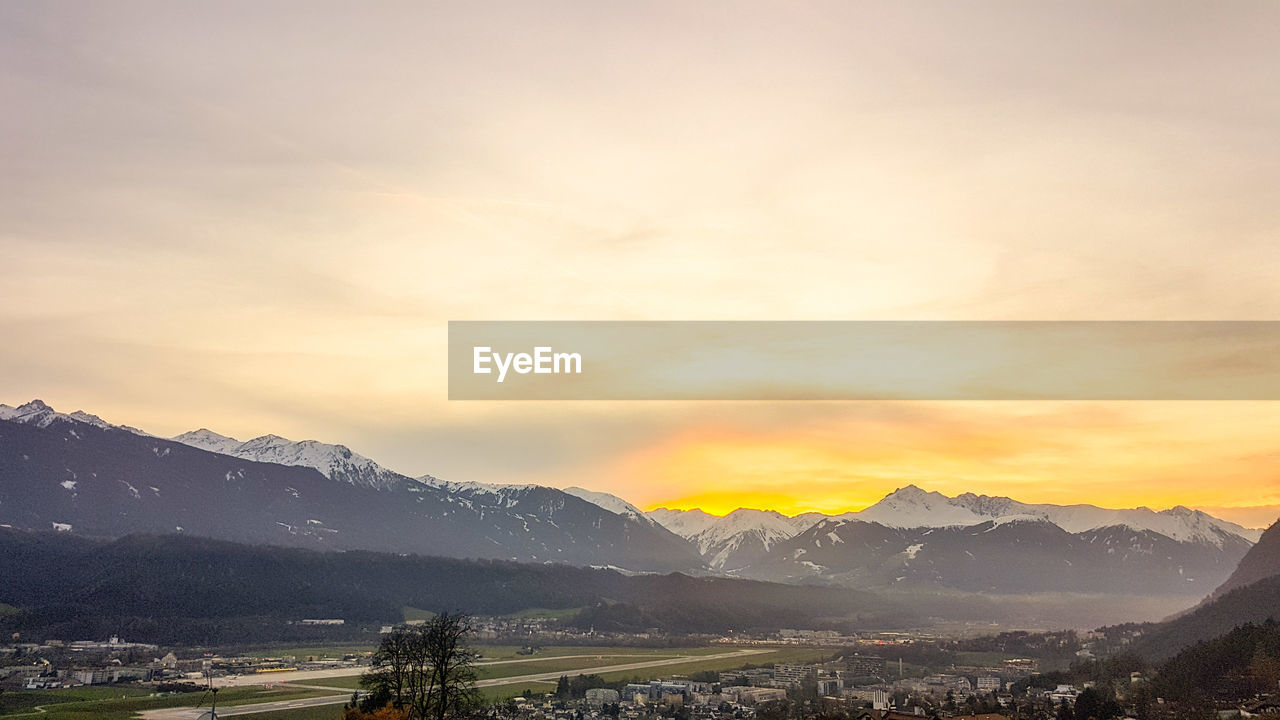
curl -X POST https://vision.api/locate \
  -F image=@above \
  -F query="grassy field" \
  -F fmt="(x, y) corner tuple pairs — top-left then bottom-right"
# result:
(955, 650), (1014, 667)
(315, 652), (685, 690)
(306, 645), (833, 693)
(231, 707), (347, 720)
(499, 607), (586, 620)
(242, 642), (730, 662)
(243, 643), (376, 659)
(475, 645), (729, 660)
(0, 685), (336, 720)
(481, 682), (559, 701)
(587, 646), (834, 685)
(227, 682), (560, 720)
(403, 606), (436, 622)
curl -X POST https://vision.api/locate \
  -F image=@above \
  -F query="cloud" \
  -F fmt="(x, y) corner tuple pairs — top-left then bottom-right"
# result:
(4, 2), (1280, 512)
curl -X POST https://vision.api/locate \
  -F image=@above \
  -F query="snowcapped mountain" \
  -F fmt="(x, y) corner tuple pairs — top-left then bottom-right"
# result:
(562, 487), (656, 525)
(169, 427), (241, 455)
(0, 401), (703, 572)
(0, 399), (150, 436)
(741, 515), (1255, 596)
(2, 399), (1264, 598)
(647, 507), (722, 539)
(172, 429), (409, 490)
(839, 485), (1262, 546)
(648, 507), (826, 570)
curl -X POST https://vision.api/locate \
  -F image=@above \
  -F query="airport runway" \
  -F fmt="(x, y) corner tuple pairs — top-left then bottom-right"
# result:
(138, 648), (770, 719)
(208, 652), (685, 688)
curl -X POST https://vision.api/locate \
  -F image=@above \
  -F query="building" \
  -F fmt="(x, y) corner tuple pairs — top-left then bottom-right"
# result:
(844, 655), (887, 677)
(815, 674), (844, 696)
(1049, 685), (1079, 704)
(623, 683), (651, 702)
(774, 663), (818, 685)
(976, 676), (1001, 693)
(585, 688), (620, 706)
(733, 687), (788, 706)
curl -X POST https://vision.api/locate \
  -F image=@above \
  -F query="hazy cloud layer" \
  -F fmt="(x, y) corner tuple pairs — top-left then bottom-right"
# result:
(4, 2), (1280, 515)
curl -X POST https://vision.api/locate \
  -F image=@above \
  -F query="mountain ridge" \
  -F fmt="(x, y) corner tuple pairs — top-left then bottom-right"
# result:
(0, 399), (1263, 604)
(0, 402), (702, 572)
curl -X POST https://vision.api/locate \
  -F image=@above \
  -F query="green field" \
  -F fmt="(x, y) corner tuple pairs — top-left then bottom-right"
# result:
(315, 652), (684, 690)
(499, 606), (586, 620)
(304, 645), (833, 693)
(243, 643), (375, 660)
(955, 650), (1014, 667)
(228, 683), (559, 720)
(232, 708), (346, 720)
(241, 642), (719, 662)
(403, 606), (436, 622)
(475, 644), (728, 660)
(587, 647), (834, 684)
(481, 682), (559, 701)
(0, 685), (334, 720)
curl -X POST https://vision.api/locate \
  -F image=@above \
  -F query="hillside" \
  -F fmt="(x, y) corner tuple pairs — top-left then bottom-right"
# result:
(0, 529), (901, 645)
(1210, 518), (1280, 600)
(1135, 519), (1280, 659)
(0, 403), (702, 572)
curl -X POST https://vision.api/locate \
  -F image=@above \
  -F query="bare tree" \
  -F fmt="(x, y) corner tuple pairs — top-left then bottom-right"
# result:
(361, 613), (480, 720)
(421, 613), (480, 720)
(364, 624), (414, 710)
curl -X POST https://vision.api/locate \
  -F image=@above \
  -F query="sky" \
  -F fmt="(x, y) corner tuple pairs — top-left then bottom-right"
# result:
(3, 2), (1280, 526)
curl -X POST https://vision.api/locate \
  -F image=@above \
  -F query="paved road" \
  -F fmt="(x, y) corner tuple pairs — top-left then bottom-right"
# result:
(138, 649), (770, 720)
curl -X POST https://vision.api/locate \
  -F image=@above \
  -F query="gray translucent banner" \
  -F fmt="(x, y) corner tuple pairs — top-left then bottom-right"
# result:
(448, 321), (1280, 400)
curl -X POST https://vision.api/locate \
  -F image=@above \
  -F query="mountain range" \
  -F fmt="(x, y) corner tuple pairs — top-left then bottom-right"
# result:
(0, 400), (700, 572)
(0, 399), (1268, 606)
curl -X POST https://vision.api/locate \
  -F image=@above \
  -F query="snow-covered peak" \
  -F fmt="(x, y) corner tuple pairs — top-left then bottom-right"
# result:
(694, 508), (807, 547)
(841, 485), (989, 529)
(840, 485), (1262, 546)
(648, 506), (825, 542)
(647, 506), (827, 569)
(0, 400), (63, 428)
(0, 400), (150, 436)
(562, 487), (654, 524)
(172, 430), (409, 490)
(647, 507), (722, 539)
(422, 477), (533, 494)
(172, 429), (241, 455)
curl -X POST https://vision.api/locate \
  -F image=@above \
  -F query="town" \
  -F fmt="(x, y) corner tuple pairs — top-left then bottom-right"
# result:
(2, 618), (1260, 720)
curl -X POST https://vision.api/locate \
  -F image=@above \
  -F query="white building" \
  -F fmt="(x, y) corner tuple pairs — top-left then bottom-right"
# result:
(585, 688), (620, 706)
